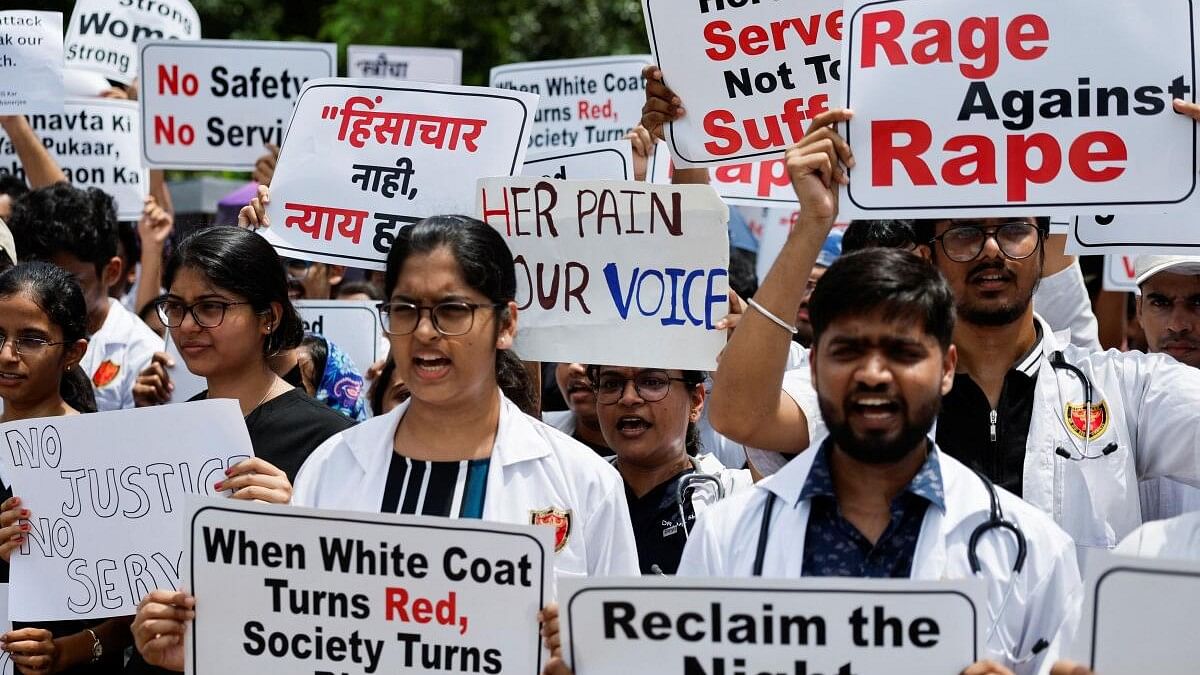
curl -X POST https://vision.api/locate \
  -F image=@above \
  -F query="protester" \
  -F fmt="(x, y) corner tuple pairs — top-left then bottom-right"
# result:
(366, 350), (409, 416)
(7, 183), (161, 411)
(334, 279), (383, 302)
(297, 332), (369, 421)
(589, 364), (750, 574)
(543, 362), (612, 456)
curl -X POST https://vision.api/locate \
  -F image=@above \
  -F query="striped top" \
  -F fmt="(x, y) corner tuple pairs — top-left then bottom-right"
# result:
(380, 453), (491, 519)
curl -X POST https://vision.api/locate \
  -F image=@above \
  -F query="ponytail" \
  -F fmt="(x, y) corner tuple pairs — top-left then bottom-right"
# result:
(61, 367), (97, 414)
(496, 350), (537, 417)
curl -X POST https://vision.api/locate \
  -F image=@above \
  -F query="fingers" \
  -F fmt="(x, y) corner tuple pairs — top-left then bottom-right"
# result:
(238, 185), (272, 229)
(133, 590), (195, 659)
(1049, 661), (1094, 675)
(3, 627), (55, 672)
(541, 656), (573, 675)
(252, 143), (279, 185)
(133, 353), (174, 406)
(960, 660), (1015, 675)
(221, 458), (292, 504)
(640, 65), (683, 140)
(538, 603), (561, 656)
(1174, 98), (1200, 122)
(714, 290), (745, 332)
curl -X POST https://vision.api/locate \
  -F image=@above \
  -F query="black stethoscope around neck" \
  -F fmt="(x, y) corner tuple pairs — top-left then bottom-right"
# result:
(1049, 350), (1118, 460)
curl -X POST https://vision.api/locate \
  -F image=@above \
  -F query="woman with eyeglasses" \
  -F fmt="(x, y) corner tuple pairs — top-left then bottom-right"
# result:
(588, 365), (750, 575)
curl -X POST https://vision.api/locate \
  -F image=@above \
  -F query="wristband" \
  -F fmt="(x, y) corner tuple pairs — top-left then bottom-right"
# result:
(746, 298), (798, 335)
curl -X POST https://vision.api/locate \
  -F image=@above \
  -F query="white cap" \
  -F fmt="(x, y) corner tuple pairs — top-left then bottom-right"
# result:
(0, 218), (15, 264)
(1134, 255), (1200, 286)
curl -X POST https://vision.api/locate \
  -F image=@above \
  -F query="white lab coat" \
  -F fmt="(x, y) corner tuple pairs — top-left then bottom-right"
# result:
(678, 443), (1082, 675)
(293, 392), (640, 578)
(1115, 510), (1200, 561)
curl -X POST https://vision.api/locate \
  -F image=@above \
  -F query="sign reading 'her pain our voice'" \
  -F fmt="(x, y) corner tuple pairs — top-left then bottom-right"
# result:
(262, 78), (538, 270)
(0, 400), (253, 621)
(139, 39), (336, 170)
(841, 0), (1199, 218)
(478, 178), (729, 371)
(187, 499), (553, 675)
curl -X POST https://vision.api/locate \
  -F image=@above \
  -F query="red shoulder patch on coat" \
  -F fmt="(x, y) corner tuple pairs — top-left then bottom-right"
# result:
(92, 360), (120, 388)
(530, 507), (571, 552)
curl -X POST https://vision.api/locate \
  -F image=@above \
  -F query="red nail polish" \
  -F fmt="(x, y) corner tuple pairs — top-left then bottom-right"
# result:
(19, 510), (28, 518)
(213, 481), (223, 490)
(19, 524), (29, 532)
(224, 468), (233, 476)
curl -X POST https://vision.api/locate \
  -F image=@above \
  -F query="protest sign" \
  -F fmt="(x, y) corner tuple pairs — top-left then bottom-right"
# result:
(164, 332), (208, 403)
(841, 0), (1200, 219)
(295, 299), (384, 374)
(0, 400), (252, 621)
(139, 39), (336, 170)
(1076, 552), (1200, 675)
(641, 0), (842, 167)
(261, 78), (537, 270)
(1103, 255), (1138, 293)
(0, 98), (147, 219)
(477, 177), (729, 371)
(491, 56), (651, 151)
(522, 140), (634, 181)
(65, 0), (200, 84)
(0, 585), (10, 675)
(1069, 214), (1200, 255)
(0, 11), (64, 115)
(560, 576), (985, 675)
(186, 498), (553, 675)
(348, 45), (462, 85)
(648, 143), (800, 207)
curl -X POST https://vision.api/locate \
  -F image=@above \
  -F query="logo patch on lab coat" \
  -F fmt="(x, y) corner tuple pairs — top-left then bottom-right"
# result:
(530, 507), (571, 552)
(92, 360), (120, 388)
(1065, 400), (1109, 440)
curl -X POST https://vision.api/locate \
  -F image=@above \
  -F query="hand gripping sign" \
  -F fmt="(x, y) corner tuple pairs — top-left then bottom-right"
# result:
(641, 0), (844, 168)
(65, 0), (200, 85)
(186, 499), (553, 675)
(560, 576), (985, 675)
(139, 39), (337, 170)
(841, 0), (1200, 219)
(477, 177), (729, 371)
(261, 78), (538, 270)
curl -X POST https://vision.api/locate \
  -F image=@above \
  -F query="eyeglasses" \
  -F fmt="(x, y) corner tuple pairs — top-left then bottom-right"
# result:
(0, 335), (68, 357)
(595, 371), (690, 405)
(377, 301), (503, 336)
(928, 221), (1042, 263)
(156, 299), (254, 329)
(283, 259), (314, 279)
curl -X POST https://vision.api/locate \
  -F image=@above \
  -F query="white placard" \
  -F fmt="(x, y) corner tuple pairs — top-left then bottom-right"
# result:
(561, 576), (986, 675)
(491, 55), (651, 152)
(0, 98), (148, 220)
(164, 332), (208, 403)
(0, 400), (252, 621)
(139, 39), (336, 170)
(1069, 214), (1200, 255)
(347, 45), (462, 85)
(0, 11), (65, 115)
(642, 0), (842, 168)
(64, 0), (200, 85)
(522, 140), (635, 181)
(261, 78), (538, 271)
(841, 0), (1199, 219)
(186, 498), (553, 675)
(295, 299), (383, 374)
(477, 177), (730, 371)
(1075, 552), (1200, 674)
(648, 146), (800, 207)
(0, 584), (11, 675)
(1103, 255), (1138, 293)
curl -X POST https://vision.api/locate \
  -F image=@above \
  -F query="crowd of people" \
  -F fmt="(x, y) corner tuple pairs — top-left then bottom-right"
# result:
(0, 27), (1198, 675)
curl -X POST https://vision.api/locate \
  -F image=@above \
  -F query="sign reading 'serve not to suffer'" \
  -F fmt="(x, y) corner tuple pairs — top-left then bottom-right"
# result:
(261, 78), (537, 271)
(0, 400), (252, 621)
(642, 0), (842, 168)
(0, 11), (65, 115)
(65, 0), (200, 85)
(561, 577), (985, 675)
(139, 39), (337, 170)
(186, 499), (553, 675)
(491, 56), (651, 151)
(478, 177), (729, 371)
(0, 98), (148, 220)
(841, 0), (1200, 218)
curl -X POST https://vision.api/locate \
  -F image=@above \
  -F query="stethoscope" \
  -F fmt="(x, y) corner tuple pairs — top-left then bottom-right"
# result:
(1048, 350), (1119, 461)
(673, 459), (726, 538)
(750, 467), (1049, 665)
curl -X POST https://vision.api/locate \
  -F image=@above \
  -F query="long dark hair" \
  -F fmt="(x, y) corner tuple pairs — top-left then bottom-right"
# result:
(0, 262), (96, 413)
(163, 226), (303, 356)
(383, 215), (536, 414)
(586, 365), (707, 456)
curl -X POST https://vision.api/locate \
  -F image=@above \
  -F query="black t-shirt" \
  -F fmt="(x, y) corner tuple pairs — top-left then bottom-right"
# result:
(624, 469), (695, 575)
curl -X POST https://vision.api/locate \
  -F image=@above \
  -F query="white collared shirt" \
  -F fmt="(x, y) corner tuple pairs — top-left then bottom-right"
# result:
(79, 298), (161, 411)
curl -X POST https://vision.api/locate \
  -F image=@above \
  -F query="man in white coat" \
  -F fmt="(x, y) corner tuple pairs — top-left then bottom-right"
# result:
(680, 247), (1081, 675)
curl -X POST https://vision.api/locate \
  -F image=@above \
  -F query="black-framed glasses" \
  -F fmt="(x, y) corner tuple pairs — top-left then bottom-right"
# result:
(377, 301), (503, 336)
(156, 299), (254, 329)
(595, 371), (689, 405)
(0, 335), (68, 357)
(928, 221), (1042, 263)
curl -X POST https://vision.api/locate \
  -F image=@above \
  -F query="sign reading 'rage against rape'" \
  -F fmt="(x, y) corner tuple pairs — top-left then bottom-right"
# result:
(187, 499), (553, 675)
(262, 78), (537, 270)
(65, 0), (200, 84)
(642, 0), (843, 167)
(560, 577), (985, 675)
(841, 0), (1200, 218)
(477, 177), (729, 371)
(522, 140), (634, 181)
(491, 56), (652, 151)
(0, 98), (148, 220)
(1069, 214), (1200, 255)
(139, 39), (337, 170)
(0, 400), (252, 621)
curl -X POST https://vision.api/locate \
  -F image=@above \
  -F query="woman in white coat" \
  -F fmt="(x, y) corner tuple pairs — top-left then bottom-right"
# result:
(291, 215), (639, 579)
